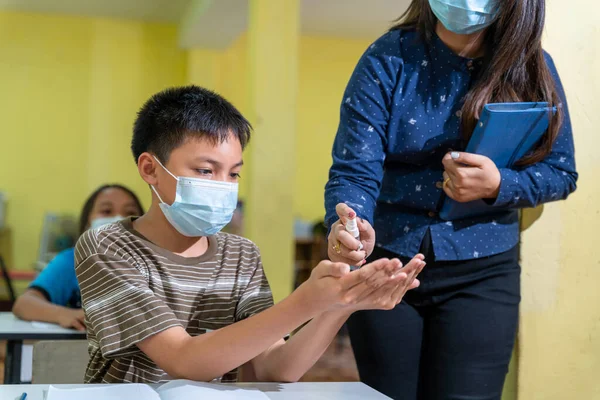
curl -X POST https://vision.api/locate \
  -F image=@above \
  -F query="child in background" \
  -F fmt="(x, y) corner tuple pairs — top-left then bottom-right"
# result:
(75, 86), (426, 383)
(12, 184), (144, 331)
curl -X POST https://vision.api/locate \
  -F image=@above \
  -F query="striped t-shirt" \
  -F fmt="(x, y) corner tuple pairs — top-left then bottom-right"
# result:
(74, 217), (274, 383)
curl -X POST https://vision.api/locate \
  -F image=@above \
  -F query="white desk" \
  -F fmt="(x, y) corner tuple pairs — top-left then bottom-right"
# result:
(0, 382), (391, 399)
(0, 312), (86, 384)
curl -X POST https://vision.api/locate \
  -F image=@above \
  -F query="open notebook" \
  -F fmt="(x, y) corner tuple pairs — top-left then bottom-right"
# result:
(46, 380), (270, 400)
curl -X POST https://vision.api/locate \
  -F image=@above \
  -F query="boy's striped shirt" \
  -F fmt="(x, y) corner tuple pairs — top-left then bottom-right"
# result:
(75, 218), (274, 383)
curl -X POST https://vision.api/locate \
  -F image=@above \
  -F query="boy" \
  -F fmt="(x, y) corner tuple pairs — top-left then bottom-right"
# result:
(75, 86), (425, 384)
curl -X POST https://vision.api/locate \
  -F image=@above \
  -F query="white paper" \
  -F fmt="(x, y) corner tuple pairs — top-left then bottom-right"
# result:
(46, 384), (160, 400)
(31, 321), (60, 329)
(45, 381), (270, 400)
(157, 380), (270, 400)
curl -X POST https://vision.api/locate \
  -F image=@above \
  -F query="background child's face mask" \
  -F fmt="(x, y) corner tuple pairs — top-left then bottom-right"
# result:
(90, 215), (124, 230)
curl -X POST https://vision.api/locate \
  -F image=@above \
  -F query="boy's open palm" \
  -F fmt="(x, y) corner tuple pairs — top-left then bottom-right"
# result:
(302, 255), (425, 313)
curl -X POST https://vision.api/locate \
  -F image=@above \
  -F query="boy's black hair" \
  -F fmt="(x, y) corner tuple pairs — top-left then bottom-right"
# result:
(131, 85), (252, 163)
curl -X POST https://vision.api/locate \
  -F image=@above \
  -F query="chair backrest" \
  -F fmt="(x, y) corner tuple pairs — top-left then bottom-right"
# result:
(0, 255), (16, 304)
(32, 340), (89, 384)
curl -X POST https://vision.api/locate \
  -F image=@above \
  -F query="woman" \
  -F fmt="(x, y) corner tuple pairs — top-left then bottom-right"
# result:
(324, 1), (577, 399)
(12, 184), (144, 331)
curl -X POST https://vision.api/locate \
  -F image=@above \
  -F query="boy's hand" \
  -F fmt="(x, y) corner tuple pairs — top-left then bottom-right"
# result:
(299, 255), (425, 313)
(343, 255), (425, 312)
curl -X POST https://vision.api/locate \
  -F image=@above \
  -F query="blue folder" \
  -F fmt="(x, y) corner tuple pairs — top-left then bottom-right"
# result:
(439, 102), (555, 221)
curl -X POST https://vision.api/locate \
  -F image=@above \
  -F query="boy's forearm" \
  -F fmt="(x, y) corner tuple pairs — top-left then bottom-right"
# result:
(253, 308), (352, 382)
(170, 286), (319, 381)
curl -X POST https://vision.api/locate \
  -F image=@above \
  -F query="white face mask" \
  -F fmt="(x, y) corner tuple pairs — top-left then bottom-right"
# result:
(151, 156), (238, 237)
(429, 0), (500, 35)
(90, 215), (124, 230)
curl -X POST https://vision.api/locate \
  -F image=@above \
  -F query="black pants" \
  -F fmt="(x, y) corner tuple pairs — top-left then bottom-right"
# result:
(347, 232), (520, 400)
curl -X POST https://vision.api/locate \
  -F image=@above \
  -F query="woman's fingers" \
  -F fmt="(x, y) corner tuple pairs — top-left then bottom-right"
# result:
(443, 171), (457, 199)
(332, 224), (366, 263)
(335, 203), (356, 225)
(335, 225), (363, 251)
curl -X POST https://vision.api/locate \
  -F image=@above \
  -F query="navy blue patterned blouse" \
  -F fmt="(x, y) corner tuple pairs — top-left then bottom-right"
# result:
(324, 29), (577, 261)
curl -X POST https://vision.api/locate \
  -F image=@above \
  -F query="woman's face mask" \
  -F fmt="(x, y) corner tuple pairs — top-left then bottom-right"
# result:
(429, 0), (500, 35)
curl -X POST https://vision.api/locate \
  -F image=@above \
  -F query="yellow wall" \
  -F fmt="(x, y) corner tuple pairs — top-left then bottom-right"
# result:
(186, 33), (372, 300)
(0, 9), (371, 301)
(517, 1), (600, 399)
(295, 36), (372, 222)
(187, 35), (252, 199)
(243, 0), (300, 302)
(0, 11), (186, 273)
(187, 34), (372, 222)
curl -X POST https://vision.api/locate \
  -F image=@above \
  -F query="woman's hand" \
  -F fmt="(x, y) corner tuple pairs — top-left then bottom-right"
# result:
(442, 152), (501, 203)
(327, 203), (376, 266)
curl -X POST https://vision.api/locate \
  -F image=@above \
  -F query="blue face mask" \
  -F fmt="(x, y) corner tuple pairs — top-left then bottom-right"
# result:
(429, 0), (499, 35)
(90, 215), (124, 230)
(151, 157), (238, 237)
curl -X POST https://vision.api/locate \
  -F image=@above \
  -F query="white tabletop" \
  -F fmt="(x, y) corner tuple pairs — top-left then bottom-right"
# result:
(0, 312), (86, 340)
(0, 382), (390, 400)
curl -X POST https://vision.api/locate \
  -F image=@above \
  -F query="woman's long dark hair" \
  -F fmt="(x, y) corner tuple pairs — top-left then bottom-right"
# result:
(391, 0), (561, 166)
(78, 184), (144, 235)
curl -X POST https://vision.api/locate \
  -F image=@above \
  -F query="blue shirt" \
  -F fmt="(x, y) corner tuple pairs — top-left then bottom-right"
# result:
(29, 248), (81, 308)
(325, 29), (577, 261)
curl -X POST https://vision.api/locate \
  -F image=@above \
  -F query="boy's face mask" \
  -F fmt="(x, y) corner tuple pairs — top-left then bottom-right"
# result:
(151, 156), (238, 237)
(429, 0), (499, 35)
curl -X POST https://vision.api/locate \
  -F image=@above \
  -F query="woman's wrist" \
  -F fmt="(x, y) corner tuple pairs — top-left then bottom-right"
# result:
(485, 168), (502, 199)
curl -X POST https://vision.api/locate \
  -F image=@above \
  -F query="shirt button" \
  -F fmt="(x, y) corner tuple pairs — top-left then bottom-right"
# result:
(428, 211), (437, 217)
(435, 181), (443, 189)
(455, 110), (462, 118)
